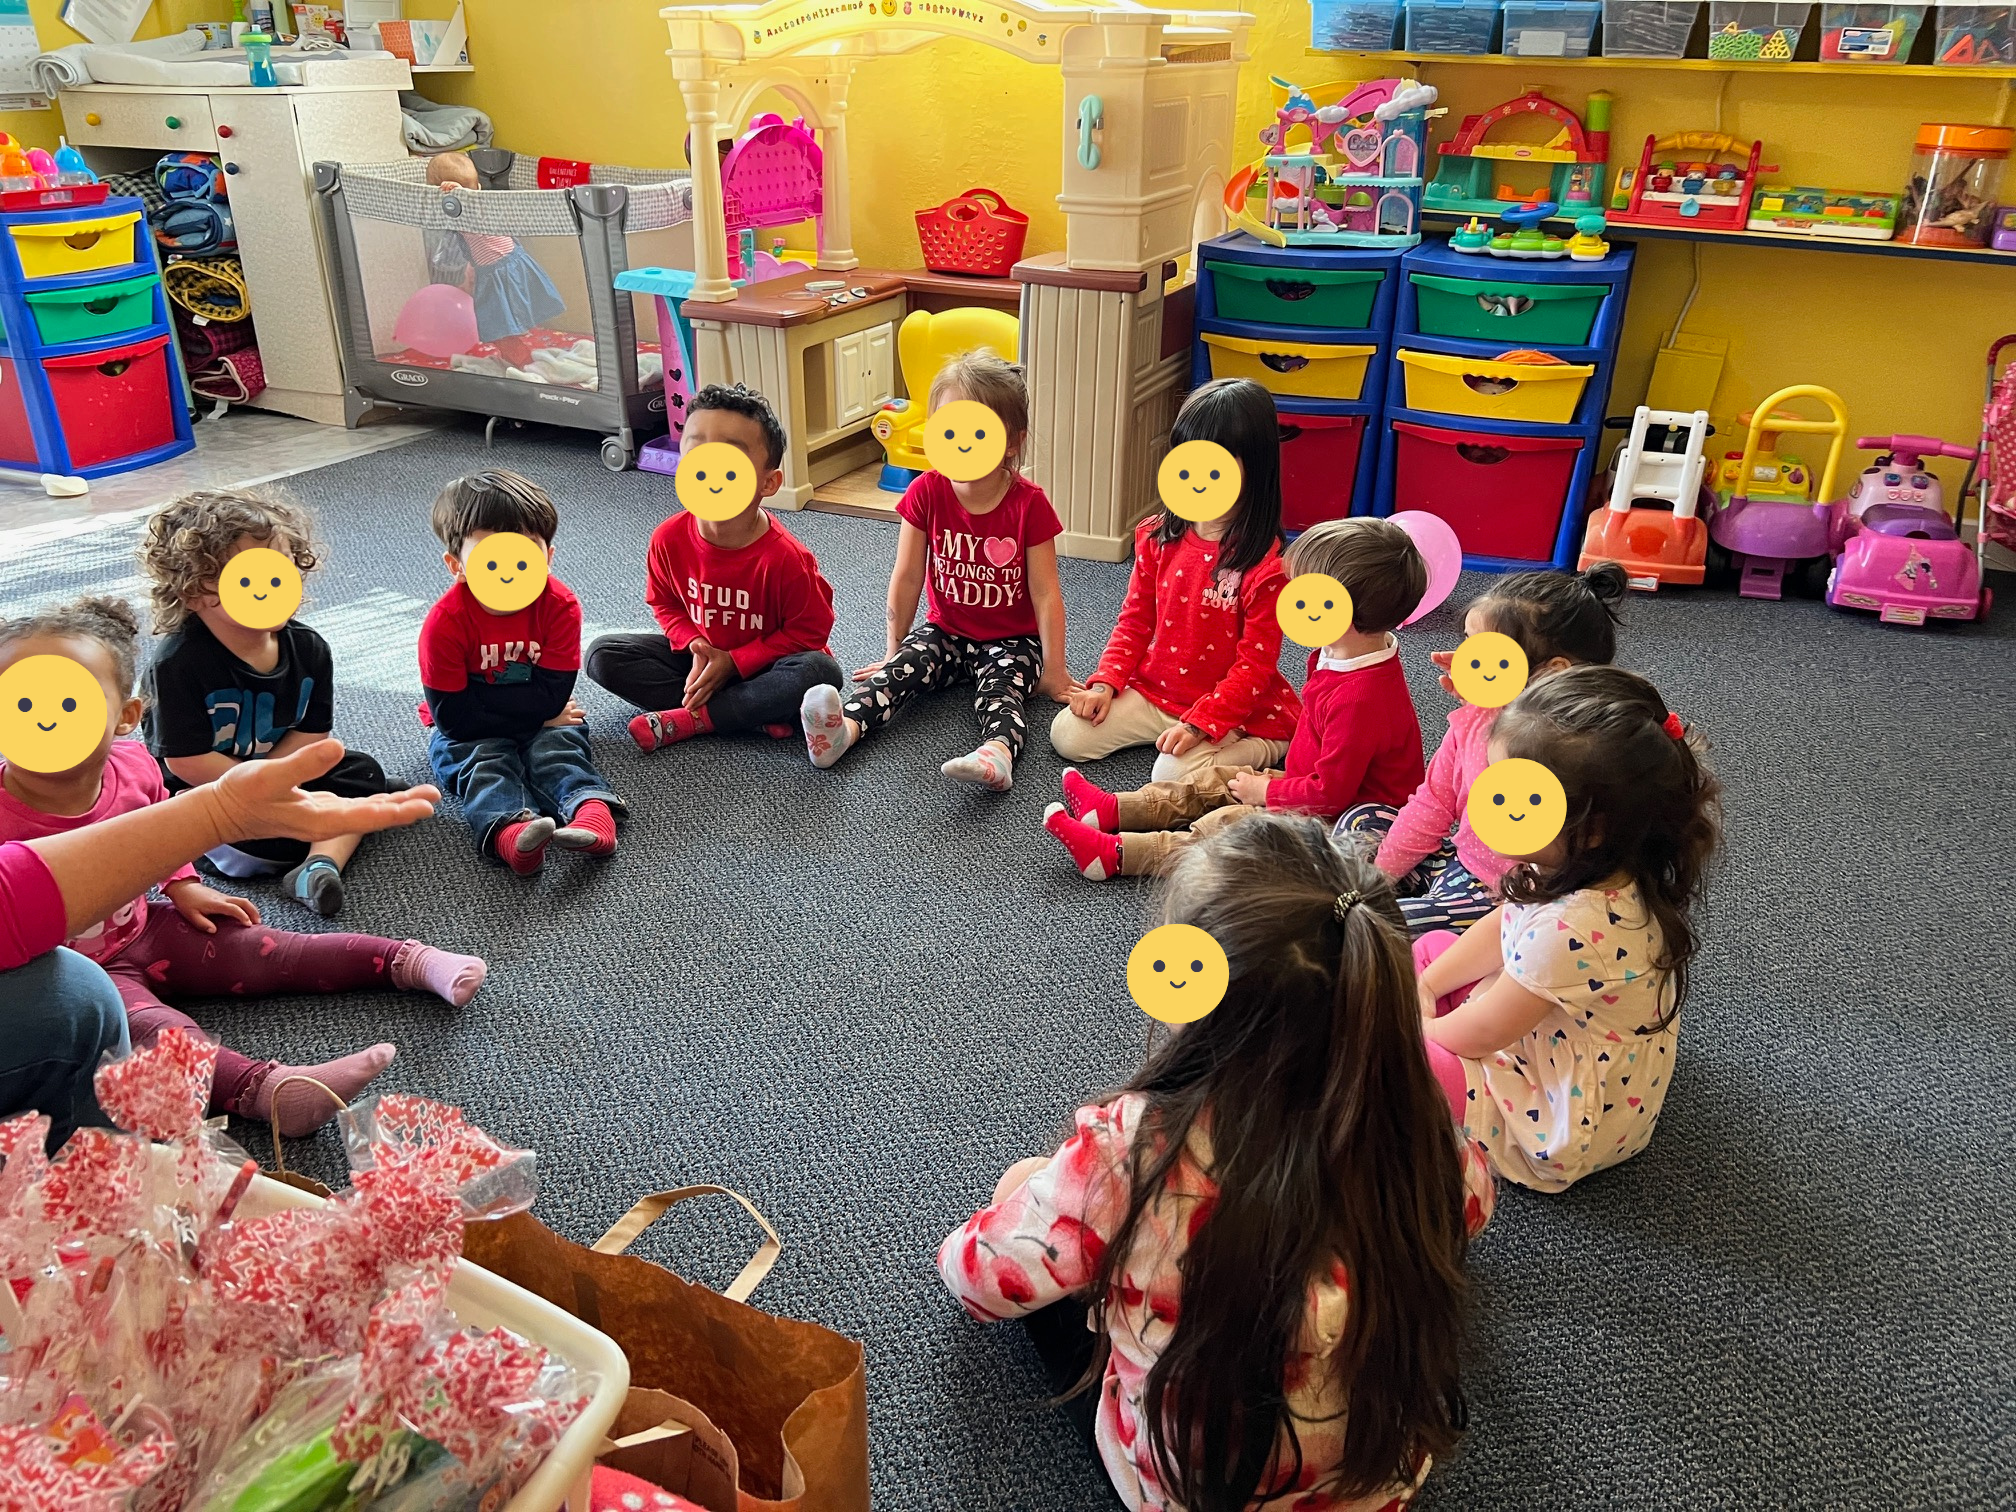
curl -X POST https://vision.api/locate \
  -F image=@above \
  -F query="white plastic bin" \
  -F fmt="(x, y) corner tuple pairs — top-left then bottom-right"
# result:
(1818, 1), (1928, 55)
(1707, 0), (1815, 54)
(1502, 0), (1603, 51)
(1929, 0), (2012, 56)
(1601, 0), (1705, 52)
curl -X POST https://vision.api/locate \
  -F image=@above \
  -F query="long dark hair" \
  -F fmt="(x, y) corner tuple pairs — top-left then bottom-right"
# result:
(1153, 378), (1284, 575)
(1086, 815), (1473, 1510)
(1471, 560), (1627, 667)
(1494, 666), (1722, 1031)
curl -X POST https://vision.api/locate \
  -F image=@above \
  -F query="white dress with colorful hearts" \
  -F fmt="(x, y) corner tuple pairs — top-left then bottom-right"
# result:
(1462, 882), (1678, 1192)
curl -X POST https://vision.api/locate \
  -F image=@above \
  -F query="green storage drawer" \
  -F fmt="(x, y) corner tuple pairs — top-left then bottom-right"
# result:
(1206, 261), (1384, 329)
(1411, 273), (1606, 346)
(25, 274), (160, 347)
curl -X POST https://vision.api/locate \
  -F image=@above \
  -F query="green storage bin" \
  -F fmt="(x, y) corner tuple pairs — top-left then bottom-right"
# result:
(1207, 261), (1385, 329)
(1411, 273), (1606, 346)
(25, 274), (159, 347)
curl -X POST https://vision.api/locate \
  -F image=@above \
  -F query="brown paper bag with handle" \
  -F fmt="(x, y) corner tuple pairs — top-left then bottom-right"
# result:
(462, 1185), (869, 1512)
(596, 1387), (741, 1512)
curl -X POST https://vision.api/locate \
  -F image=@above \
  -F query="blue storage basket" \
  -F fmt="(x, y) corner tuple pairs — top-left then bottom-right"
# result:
(1312, 0), (1407, 47)
(1404, 0), (1505, 50)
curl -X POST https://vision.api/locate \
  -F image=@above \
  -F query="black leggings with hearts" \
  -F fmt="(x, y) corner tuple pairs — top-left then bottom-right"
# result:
(843, 622), (1042, 756)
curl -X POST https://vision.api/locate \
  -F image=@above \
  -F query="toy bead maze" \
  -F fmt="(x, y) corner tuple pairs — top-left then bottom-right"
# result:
(1423, 89), (1611, 221)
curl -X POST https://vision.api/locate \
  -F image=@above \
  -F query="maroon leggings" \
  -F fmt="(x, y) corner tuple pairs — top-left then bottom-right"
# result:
(101, 905), (405, 1113)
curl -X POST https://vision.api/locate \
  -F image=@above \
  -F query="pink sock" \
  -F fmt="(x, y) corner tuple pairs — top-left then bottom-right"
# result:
(1061, 767), (1119, 830)
(1044, 803), (1121, 881)
(496, 816), (554, 875)
(630, 706), (710, 752)
(238, 1043), (397, 1138)
(553, 798), (618, 856)
(390, 939), (488, 1006)
(761, 722), (794, 740)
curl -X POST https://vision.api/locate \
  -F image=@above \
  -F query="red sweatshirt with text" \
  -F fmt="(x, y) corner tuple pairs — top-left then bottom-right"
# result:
(645, 510), (835, 679)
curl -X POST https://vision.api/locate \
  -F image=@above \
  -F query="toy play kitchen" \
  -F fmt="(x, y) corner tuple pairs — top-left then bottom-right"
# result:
(1826, 432), (1989, 624)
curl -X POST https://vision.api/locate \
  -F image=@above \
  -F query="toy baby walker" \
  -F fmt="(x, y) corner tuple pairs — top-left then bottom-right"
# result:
(1706, 384), (1847, 600)
(1826, 433), (1988, 624)
(1227, 77), (1439, 248)
(1715, 404), (1817, 503)
(1610, 131), (1775, 231)
(1579, 406), (1714, 589)
(1424, 88), (1611, 218)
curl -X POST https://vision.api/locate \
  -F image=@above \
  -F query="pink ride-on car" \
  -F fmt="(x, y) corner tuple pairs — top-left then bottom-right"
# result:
(1825, 433), (1990, 626)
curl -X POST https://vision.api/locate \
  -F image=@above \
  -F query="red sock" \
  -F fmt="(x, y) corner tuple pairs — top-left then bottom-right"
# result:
(761, 722), (794, 740)
(553, 798), (618, 856)
(630, 706), (711, 752)
(1061, 767), (1120, 831)
(495, 816), (554, 875)
(1044, 803), (1121, 881)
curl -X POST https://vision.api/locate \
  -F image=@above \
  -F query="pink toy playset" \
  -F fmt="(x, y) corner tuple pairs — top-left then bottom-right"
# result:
(719, 112), (824, 281)
(1228, 77), (1438, 248)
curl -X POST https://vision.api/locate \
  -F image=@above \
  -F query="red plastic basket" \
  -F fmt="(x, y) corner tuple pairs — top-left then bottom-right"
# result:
(915, 187), (1029, 278)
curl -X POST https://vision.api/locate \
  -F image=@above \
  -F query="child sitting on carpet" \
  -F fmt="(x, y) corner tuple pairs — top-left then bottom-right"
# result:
(1417, 665), (1720, 1191)
(940, 815), (1494, 1512)
(586, 383), (843, 750)
(420, 469), (627, 874)
(800, 351), (1070, 792)
(1337, 561), (1627, 937)
(426, 151), (566, 372)
(1048, 378), (1300, 782)
(1045, 516), (1426, 880)
(139, 489), (391, 918)
(0, 596), (485, 1136)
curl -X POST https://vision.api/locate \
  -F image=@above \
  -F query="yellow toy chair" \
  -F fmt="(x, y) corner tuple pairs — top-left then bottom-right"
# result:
(872, 306), (1020, 491)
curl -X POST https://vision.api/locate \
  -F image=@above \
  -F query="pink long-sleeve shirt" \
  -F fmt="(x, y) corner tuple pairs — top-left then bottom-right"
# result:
(0, 842), (66, 971)
(1375, 703), (1512, 891)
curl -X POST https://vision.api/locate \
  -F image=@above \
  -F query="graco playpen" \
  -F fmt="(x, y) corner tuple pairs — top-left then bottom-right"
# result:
(313, 150), (694, 469)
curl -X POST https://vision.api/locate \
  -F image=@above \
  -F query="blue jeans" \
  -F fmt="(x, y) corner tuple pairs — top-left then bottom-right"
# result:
(427, 724), (625, 856)
(0, 947), (130, 1152)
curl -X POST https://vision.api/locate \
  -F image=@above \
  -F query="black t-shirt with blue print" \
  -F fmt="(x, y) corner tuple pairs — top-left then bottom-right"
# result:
(145, 614), (334, 770)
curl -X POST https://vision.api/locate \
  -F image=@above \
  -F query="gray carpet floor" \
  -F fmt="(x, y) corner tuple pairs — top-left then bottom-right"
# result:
(3, 419), (2010, 1511)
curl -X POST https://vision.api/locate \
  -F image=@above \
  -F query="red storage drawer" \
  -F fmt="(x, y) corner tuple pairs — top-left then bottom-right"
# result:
(0, 358), (39, 467)
(1392, 420), (1583, 561)
(41, 336), (178, 469)
(1279, 411), (1365, 531)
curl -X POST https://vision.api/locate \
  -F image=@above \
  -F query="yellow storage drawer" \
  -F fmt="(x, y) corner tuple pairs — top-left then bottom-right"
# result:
(1396, 349), (1596, 425)
(1200, 332), (1377, 401)
(9, 213), (146, 281)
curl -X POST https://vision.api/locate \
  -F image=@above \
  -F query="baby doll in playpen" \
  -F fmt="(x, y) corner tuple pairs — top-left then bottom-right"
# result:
(425, 150), (566, 371)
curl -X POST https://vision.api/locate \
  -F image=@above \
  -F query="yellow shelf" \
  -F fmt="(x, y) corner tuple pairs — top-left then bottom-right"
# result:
(1303, 47), (2016, 77)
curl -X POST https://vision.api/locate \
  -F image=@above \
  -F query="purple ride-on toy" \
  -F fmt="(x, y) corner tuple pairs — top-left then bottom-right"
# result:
(1825, 432), (1989, 626)
(1707, 384), (1849, 601)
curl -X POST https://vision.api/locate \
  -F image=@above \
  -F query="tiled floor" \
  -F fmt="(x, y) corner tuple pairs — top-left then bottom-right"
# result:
(0, 409), (438, 553)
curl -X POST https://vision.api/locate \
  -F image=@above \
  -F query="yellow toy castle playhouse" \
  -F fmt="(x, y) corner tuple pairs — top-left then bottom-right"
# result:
(656, 0), (1254, 560)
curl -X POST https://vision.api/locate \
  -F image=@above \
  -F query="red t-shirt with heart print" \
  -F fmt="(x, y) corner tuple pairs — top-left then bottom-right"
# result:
(896, 470), (1063, 644)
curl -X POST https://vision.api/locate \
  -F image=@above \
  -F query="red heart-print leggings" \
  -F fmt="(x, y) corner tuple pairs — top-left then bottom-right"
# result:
(99, 907), (402, 1113)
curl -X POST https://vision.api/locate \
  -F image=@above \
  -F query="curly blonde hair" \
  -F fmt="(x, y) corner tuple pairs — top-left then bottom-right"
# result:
(138, 490), (319, 636)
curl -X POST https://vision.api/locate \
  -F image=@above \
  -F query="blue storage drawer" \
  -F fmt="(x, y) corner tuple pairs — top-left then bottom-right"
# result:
(1404, 0), (1504, 49)
(1501, 0), (1603, 50)
(1312, 0), (1406, 46)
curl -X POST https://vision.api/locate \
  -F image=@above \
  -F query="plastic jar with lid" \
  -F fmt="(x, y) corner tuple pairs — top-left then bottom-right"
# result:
(1898, 123), (2011, 247)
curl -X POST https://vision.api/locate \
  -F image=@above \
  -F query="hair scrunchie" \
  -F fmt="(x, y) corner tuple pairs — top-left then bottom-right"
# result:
(1662, 711), (1685, 740)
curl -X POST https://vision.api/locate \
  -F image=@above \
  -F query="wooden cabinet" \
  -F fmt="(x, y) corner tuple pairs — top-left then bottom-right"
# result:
(59, 70), (408, 426)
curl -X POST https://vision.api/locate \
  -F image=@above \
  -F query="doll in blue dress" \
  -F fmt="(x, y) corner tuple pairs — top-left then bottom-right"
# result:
(425, 151), (565, 370)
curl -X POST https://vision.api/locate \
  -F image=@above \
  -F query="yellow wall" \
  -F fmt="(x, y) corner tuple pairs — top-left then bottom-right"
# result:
(14, 0), (2005, 448)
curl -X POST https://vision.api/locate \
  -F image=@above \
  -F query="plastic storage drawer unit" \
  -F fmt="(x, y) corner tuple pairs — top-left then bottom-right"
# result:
(1405, 0), (1504, 51)
(1707, 0), (1815, 55)
(1933, 2), (2015, 61)
(1206, 260), (1386, 329)
(1818, 1), (1927, 54)
(1392, 420), (1585, 561)
(39, 335), (180, 469)
(1397, 349), (1596, 424)
(1280, 412), (1368, 531)
(1201, 332), (1377, 401)
(1312, 0), (1406, 46)
(1410, 273), (1607, 344)
(1501, 0), (1603, 51)
(1601, 0), (1705, 52)
(7, 211), (145, 280)
(24, 274), (160, 347)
